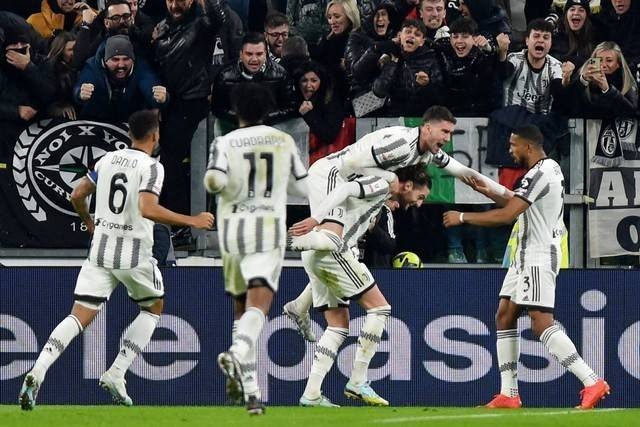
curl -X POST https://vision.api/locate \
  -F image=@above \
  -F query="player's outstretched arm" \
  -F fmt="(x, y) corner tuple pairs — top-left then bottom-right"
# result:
(139, 192), (214, 230)
(442, 157), (513, 204)
(443, 196), (528, 228)
(70, 176), (97, 234)
(459, 176), (513, 207)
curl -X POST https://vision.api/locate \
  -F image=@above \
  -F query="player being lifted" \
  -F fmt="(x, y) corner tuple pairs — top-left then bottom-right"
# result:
(283, 106), (510, 342)
(443, 125), (610, 409)
(289, 163), (432, 407)
(18, 110), (214, 410)
(203, 83), (309, 416)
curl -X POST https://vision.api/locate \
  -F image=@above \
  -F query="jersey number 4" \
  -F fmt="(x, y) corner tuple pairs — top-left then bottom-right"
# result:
(244, 152), (273, 198)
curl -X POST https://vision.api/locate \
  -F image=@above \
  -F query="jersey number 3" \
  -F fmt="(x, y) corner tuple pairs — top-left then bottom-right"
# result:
(244, 152), (273, 198)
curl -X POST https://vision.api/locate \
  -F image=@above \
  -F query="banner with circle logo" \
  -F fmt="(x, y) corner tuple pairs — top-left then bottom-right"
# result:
(0, 120), (130, 248)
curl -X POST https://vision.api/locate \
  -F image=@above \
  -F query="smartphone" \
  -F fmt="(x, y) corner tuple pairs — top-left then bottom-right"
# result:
(589, 57), (602, 69)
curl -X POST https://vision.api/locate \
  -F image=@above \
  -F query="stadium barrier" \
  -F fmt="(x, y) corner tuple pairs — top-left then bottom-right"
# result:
(1, 267), (639, 407)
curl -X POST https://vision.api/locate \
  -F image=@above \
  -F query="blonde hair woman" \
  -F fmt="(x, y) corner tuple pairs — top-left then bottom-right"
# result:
(575, 41), (638, 118)
(311, 0), (362, 105)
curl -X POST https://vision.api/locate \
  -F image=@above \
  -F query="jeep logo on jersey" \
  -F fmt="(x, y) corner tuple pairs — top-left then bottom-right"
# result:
(13, 120), (130, 221)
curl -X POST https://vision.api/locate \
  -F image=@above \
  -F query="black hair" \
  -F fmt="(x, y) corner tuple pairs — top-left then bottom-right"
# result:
(264, 11), (288, 29)
(448, 17), (477, 35)
(400, 19), (428, 37)
(513, 124), (544, 147)
(231, 83), (275, 125)
(395, 163), (432, 189)
(282, 36), (309, 57)
(128, 110), (159, 140)
(422, 105), (457, 125)
(526, 18), (554, 37)
(242, 32), (267, 51)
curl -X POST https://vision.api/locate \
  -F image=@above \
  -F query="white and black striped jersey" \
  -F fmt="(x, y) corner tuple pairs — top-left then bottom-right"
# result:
(503, 50), (563, 114)
(208, 125), (307, 255)
(511, 158), (566, 272)
(325, 126), (450, 179)
(87, 148), (164, 269)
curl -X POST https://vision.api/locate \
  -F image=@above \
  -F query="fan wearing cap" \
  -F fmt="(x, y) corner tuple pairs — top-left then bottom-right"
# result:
(73, 34), (167, 122)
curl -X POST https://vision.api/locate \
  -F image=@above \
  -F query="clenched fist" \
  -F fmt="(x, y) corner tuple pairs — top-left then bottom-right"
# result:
(79, 83), (95, 101)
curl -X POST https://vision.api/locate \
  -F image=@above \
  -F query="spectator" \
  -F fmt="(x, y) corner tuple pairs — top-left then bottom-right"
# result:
(73, 34), (166, 121)
(72, 0), (154, 69)
(499, 19), (570, 115)
(418, 0), (448, 40)
(550, 0), (600, 69)
(211, 4), (244, 79)
(360, 199), (398, 268)
(0, 23), (54, 159)
(279, 35), (310, 75)
(264, 11), (289, 63)
(572, 40), (638, 118)
(286, 0), (328, 46)
(598, 0), (640, 66)
(345, 2), (399, 98)
(293, 60), (346, 163)
(42, 31), (78, 119)
(311, 0), (361, 105)
(392, 0), (421, 22)
(458, 0), (511, 41)
(27, 0), (87, 41)
(372, 19), (444, 116)
(213, 32), (296, 124)
(438, 17), (500, 116)
(153, 0), (229, 216)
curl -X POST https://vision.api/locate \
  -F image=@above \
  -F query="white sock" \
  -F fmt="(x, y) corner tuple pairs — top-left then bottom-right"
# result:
(110, 311), (160, 378)
(32, 315), (83, 382)
(303, 326), (348, 400)
(540, 324), (599, 386)
(230, 307), (265, 362)
(293, 283), (313, 313)
(496, 329), (519, 397)
(350, 305), (390, 385)
(239, 335), (259, 400)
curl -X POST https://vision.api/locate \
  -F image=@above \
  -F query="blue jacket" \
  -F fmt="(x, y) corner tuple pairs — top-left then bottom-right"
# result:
(73, 48), (162, 122)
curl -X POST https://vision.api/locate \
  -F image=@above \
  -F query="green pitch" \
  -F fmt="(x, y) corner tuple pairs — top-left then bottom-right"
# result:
(1, 406), (638, 427)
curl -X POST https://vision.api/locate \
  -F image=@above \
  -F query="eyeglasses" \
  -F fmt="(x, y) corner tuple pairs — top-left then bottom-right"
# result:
(265, 31), (289, 39)
(106, 13), (132, 23)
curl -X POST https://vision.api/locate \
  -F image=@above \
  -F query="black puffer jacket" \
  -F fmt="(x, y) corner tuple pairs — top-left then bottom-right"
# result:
(345, 4), (398, 97)
(465, 0), (511, 38)
(597, 6), (640, 66)
(212, 60), (297, 124)
(565, 69), (638, 119)
(373, 44), (444, 117)
(154, 0), (228, 100)
(311, 31), (350, 104)
(438, 45), (499, 116)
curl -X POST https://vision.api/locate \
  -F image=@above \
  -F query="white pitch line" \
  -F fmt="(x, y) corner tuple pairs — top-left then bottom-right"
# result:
(373, 408), (624, 424)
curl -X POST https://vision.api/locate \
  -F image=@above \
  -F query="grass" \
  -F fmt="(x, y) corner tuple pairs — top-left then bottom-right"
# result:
(1, 406), (638, 427)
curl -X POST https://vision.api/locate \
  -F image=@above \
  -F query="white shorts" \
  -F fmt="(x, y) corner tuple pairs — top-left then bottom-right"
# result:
(302, 248), (375, 311)
(222, 247), (285, 296)
(500, 266), (556, 310)
(308, 158), (347, 225)
(74, 258), (164, 308)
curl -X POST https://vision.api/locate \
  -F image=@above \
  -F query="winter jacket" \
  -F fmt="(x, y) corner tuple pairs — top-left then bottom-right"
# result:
(438, 44), (500, 116)
(73, 51), (163, 122)
(287, 0), (329, 47)
(464, 0), (511, 39)
(564, 69), (638, 119)
(372, 43), (444, 117)
(154, 0), (228, 100)
(27, 0), (84, 40)
(212, 60), (297, 124)
(597, 6), (640, 66)
(72, 11), (155, 69)
(311, 31), (351, 104)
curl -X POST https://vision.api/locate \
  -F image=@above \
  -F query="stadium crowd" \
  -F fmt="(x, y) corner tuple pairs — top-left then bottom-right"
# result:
(1, 0), (639, 265)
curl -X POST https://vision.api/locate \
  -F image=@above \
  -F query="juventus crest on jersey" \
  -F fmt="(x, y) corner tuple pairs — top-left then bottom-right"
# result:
(207, 125), (307, 255)
(87, 148), (164, 269)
